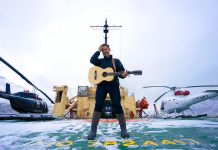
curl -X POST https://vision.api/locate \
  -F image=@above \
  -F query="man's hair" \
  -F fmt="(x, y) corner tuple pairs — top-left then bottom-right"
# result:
(101, 44), (110, 48)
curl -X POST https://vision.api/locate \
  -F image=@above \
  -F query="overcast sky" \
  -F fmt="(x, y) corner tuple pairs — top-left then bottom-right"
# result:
(1, 0), (218, 110)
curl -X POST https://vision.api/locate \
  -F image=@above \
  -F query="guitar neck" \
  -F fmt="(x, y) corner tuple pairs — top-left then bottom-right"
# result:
(107, 71), (133, 76)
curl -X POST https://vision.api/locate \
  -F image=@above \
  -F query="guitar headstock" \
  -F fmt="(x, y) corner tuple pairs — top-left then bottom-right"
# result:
(131, 70), (142, 75)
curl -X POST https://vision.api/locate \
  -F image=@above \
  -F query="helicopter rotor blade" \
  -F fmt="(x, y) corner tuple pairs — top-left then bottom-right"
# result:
(143, 85), (218, 90)
(154, 89), (173, 103)
(176, 85), (218, 89)
(0, 57), (55, 104)
(143, 86), (172, 89)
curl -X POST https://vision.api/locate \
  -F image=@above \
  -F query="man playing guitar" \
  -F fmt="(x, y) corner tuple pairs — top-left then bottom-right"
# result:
(88, 44), (130, 140)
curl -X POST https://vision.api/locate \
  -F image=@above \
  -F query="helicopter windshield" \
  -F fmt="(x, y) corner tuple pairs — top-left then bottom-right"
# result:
(160, 101), (164, 111)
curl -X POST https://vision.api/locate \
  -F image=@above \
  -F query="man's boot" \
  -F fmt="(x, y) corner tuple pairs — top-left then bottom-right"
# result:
(87, 111), (102, 140)
(116, 113), (130, 138)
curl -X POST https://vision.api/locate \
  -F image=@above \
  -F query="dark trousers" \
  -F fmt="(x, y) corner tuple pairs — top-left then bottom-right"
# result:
(94, 84), (124, 114)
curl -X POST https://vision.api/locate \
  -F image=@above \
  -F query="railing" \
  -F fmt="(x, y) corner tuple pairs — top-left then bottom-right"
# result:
(65, 99), (78, 117)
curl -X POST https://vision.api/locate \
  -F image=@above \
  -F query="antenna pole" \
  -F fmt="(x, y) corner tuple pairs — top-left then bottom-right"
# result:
(104, 19), (108, 44)
(91, 18), (122, 44)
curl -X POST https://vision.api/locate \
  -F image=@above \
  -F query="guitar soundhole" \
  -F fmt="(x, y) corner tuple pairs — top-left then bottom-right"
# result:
(94, 71), (97, 80)
(102, 72), (107, 77)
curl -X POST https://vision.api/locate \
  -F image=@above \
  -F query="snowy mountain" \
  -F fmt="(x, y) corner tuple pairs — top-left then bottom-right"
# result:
(0, 98), (17, 114)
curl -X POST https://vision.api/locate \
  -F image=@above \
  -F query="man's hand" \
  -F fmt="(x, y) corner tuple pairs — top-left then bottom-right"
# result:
(122, 71), (128, 78)
(98, 45), (103, 52)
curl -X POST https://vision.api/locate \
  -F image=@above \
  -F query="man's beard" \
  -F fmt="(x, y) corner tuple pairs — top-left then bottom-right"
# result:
(103, 52), (109, 57)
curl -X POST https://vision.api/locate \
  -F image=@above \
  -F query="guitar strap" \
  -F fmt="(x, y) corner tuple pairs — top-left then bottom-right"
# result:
(112, 58), (116, 72)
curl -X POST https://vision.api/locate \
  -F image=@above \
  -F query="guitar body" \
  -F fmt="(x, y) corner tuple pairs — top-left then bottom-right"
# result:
(88, 66), (114, 84)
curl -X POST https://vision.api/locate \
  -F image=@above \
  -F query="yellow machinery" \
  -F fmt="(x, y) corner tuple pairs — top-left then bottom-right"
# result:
(52, 85), (139, 119)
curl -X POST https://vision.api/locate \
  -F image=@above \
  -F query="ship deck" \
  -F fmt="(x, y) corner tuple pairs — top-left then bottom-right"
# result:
(0, 118), (217, 149)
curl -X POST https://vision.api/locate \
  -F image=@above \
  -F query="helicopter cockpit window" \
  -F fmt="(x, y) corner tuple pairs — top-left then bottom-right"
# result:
(161, 101), (164, 111)
(78, 86), (89, 97)
(55, 91), (62, 103)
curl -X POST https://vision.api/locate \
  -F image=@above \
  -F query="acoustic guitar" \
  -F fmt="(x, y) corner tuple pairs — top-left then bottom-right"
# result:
(88, 66), (142, 84)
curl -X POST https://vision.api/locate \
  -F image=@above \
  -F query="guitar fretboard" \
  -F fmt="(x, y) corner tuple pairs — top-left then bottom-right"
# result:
(106, 71), (134, 76)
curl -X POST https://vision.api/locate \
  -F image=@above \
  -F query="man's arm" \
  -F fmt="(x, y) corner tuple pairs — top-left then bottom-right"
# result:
(90, 51), (100, 66)
(90, 45), (103, 66)
(116, 59), (128, 79)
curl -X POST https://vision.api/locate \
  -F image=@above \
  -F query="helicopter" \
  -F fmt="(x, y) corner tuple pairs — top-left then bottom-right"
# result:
(143, 85), (218, 116)
(0, 83), (48, 113)
(0, 56), (54, 114)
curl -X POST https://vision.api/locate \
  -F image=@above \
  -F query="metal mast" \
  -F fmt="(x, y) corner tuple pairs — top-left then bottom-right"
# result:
(90, 19), (122, 44)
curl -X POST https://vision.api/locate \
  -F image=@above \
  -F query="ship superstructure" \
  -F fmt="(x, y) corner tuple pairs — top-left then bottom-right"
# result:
(52, 85), (147, 119)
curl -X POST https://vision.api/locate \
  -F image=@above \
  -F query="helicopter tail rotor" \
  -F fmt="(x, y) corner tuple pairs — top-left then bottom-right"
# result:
(6, 83), (11, 94)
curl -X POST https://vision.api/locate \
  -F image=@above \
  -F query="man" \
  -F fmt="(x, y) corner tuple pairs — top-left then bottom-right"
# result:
(88, 44), (130, 140)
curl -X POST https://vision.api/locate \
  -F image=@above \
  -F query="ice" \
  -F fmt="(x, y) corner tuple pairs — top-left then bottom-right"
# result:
(0, 118), (217, 149)
(147, 119), (218, 128)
